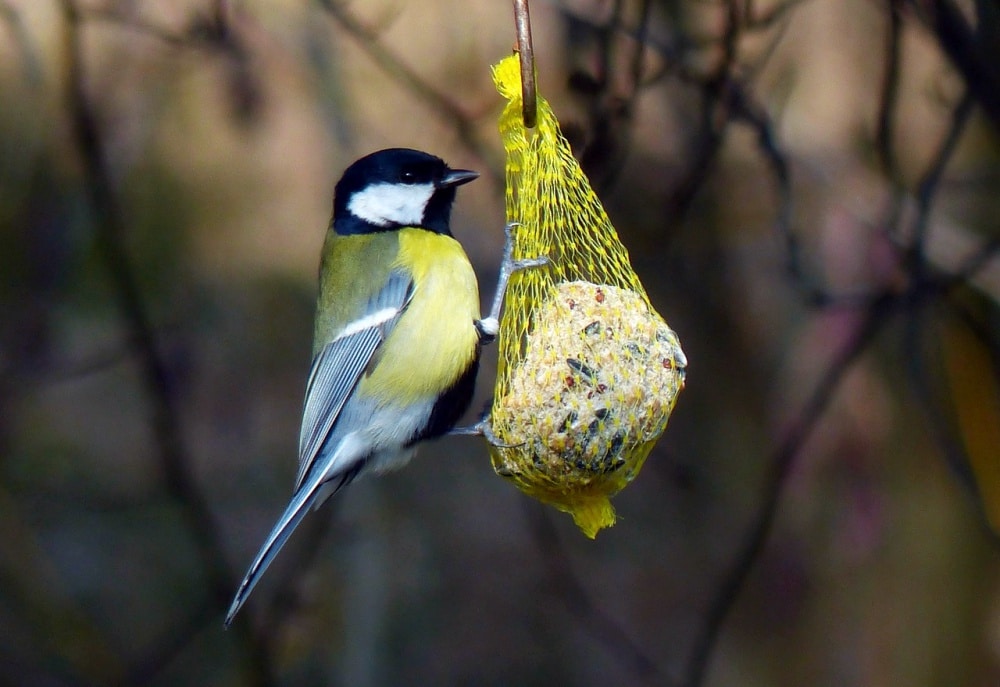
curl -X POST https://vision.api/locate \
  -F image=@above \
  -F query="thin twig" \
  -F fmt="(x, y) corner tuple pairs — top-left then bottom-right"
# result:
(122, 599), (219, 686)
(665, 0), (743, 222)
(899, 82), (979, 514)
(681, 293), (899, 687)
(726, 82), (801, 295)
(315, 0), (499, 177)
(57, 2), (273, 684)
(902, 298), (978, 491)
(746, 0), (810, 29)
(909, 89), (975, 261)
(907, 0), (1000, 129)
(628, 0), (653, 92)
(81, 6), (198, 46)
(526, 504), (671, 686)
(260, 505), (337, 635)
(0, 485), (123, 684)
(0, 0), (43, 85)
(876, 0), (903, 184)
(569, 0), (657, 187)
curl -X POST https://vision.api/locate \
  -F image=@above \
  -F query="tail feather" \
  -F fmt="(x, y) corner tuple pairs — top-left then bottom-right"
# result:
(226, 482), (320, 626)
(225, 462), (365, 626)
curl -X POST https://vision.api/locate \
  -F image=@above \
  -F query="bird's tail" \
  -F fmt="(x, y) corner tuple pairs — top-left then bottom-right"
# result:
(224, 478), (323, 627)
(224, 463), (363, 626)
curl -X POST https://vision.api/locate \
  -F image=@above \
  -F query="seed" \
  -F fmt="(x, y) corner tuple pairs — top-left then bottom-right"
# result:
(566, 358), (597, 384)
(605, 432), (625, 460)
(585, 418), (602, 438)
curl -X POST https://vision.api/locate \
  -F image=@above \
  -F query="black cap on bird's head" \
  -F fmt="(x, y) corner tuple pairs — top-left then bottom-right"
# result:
(332, 148), (479, 236)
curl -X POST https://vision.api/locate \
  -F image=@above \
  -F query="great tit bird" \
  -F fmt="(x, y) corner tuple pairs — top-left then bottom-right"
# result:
(225, 148), (498, 625)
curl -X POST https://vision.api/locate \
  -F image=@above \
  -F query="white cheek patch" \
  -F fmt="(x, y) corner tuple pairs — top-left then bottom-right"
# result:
(347, 182), (435, 227)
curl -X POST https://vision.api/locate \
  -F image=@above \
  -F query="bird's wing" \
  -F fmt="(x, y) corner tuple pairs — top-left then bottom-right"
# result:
(224, 270), (413, 627)
(294, 269), (414, 492)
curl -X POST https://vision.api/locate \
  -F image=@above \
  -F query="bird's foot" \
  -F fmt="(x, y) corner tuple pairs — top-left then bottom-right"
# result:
(478, 222), (549, 344)
(449, 416), (520, 449)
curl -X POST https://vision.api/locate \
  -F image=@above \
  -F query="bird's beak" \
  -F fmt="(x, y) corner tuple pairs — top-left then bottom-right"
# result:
(439, 169), (479, 188)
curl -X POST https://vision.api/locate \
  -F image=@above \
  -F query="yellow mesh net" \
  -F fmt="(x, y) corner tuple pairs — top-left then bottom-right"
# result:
(489, 55), (687, 537)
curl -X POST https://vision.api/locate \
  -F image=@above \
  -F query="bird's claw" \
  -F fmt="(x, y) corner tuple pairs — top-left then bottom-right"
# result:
(449, 416), (521, 449)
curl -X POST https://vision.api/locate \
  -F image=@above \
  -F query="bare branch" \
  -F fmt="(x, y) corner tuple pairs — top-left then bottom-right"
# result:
(906, 0), (1000, 129)
(56, 1), (274, 683)
(902, 303), (978, 494)
(746, 0), (811, 28)
(315, 0), (499, 177)
(81, 6), (198, 46)
(0, 0), (43, 85)
(526, 504), (671, 687)
(876, 0), (904, 183)
(681, 293), (899, 687)
(909, 89), (975, 263)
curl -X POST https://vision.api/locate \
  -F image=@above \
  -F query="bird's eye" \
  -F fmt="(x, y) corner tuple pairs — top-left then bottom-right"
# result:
(400, 170), (417, 183)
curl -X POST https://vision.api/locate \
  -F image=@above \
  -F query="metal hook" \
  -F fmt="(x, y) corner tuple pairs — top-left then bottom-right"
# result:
(513, 0), (537, 128)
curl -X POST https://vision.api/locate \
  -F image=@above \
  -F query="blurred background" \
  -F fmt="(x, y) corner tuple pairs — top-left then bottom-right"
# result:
(2, 0), (1000, 685)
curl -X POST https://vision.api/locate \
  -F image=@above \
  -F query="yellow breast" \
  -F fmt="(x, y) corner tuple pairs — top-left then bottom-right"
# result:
(360, 228), (481, 404)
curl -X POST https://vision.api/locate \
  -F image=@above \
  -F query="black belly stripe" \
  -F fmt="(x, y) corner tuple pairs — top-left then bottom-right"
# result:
(410, 352), (480, 444)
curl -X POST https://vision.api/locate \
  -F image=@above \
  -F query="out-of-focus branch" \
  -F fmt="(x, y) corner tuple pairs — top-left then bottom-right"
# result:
(885, 90), (999, 304)
(81, 6), (196, 46)
(0, 486), (123, 683)
(83, 1), (262, 124)
(665, 1), (743, 223)
(563, 0), (656, 187)
(123, 599), (219, 686)
(903, 301), (979, 489)
(315, 0), (499, 177)
(681, 293), (898, 687)
(907, 0), (1000, 129)
(746, 0), (809, 28)
(56, 1), (273, 684)
(0, 0), (43, 85)
(900, 84), (981, 505)
(686, 32), (991, 687)
(260, 506), (336, 635)
(526, 505), (670, 687)
(627, 0), (653, 90)
(725, 82), (802, 295)
(876, 0), (903, 184)
(909, 89), (975, 260)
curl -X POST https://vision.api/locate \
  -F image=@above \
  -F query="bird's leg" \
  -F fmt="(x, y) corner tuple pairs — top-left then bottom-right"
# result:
(449, 414), (521, 448)
(475, 222), (548, 344)
(460, 223), (546, 443)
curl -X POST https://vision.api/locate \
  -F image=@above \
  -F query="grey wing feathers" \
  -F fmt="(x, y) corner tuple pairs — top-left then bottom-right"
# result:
(225, 270), (414, 626)
(293, 269), (414, 491)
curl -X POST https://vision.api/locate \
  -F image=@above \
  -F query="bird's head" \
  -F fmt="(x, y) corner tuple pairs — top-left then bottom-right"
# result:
(332, 148), (479, 236)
